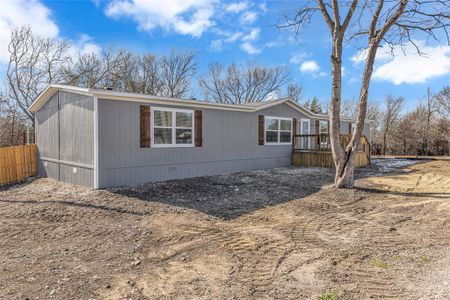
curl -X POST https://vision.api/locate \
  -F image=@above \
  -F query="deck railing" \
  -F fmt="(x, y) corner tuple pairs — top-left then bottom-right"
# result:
(293, 134), (369, 152)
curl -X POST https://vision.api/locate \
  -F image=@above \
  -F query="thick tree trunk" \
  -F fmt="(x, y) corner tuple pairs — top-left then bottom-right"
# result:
(333, 40), (378, 188)
(329, 34), (348, 187)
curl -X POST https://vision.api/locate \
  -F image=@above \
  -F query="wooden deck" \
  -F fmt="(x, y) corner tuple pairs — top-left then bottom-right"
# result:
(292, 134), (371, 168)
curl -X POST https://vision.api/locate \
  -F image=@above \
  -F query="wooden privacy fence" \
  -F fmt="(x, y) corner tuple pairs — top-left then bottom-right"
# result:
(0, 144), (37, 185)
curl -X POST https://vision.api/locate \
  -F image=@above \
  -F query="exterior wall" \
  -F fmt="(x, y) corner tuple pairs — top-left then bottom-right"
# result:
(339, 120), (371, 142)
(97, 99), (310, 187)
(35, 91), (95, 187)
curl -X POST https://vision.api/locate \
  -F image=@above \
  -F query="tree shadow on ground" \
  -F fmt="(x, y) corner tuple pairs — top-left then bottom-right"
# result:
(1, 160), (436, 221)
(110, 168), (336, 220)
(109, 160), (432, 220)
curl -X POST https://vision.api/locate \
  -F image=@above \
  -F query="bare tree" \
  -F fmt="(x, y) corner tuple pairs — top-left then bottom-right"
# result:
(285, 83), (303, 103)
(340, 98), (357, 117)
(199, 62), (291, 104)
(366, 101), (382, 150)
(392, 111), (418, 155)
(423, 88), (435, 155)
(302, 97), (324, 113)
(0, 92), (27, 147)
(435, 86), (450, 117)
(160, 50), (197, 98)
(381, 95), (403, 155)
(7, 26), (71, 123)
(281, 0), (449, 187)
(121, 53), (164, 95)
(64, 49), (129, 89)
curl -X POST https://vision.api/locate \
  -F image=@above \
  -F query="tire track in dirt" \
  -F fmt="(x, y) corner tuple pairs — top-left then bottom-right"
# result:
(178, 223), (293, 298)
(288, 193), (414, 299)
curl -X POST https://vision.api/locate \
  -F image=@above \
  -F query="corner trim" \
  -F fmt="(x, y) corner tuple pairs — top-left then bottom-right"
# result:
(93, 95), (99, 188)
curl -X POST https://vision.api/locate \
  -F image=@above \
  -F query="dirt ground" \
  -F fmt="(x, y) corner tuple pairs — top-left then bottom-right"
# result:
(0, 159), (449, 300)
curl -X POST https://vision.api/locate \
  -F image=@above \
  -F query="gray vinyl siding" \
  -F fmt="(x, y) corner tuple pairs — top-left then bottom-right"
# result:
(35, 91), (95, 187)
(34, 89), (371, 188)
(97, 99), (309, 187)
(339, 120), (371, 141)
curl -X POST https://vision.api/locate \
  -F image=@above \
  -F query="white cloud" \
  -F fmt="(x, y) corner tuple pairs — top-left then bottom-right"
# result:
(374, 46), (450, 85)
(240, 42), (261, 54)
(351, 41), (450, 85)
(105, 0), (215, 37)
(240, 11), (257, 24)
(300, 60), (319, 73)
(69, 34), (102, 58)
(290, 52), (308, 64)
(242, 27), (260, 41)
(209, 39), (223, 51)
(225, 2), (248, 13)
(226, 32), (243, 42)
(264, 41), (278, 48)
(259, 3), (268, 13)
(0, 0), (59, 63)
(290, 52), (327, 78)
(299, 60), (327, 77)
(209, 30), (244, 52)
(0, 0), (102, 65)
(265, 90), (278, 100)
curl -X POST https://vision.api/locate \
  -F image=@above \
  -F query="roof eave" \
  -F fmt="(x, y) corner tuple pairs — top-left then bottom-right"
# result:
(29, 85), (371, 125)
(29, 84), (92, 112)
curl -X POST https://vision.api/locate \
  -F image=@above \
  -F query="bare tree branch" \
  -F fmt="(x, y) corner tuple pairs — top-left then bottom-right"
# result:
(199, 62), (291, 104)
(281, 0), (450, 188)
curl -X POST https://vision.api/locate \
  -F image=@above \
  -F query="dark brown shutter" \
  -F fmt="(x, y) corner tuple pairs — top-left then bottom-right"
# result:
(292, 118), (297, 136)
(315, 119), (320, 146)
(194, 110), (203, 147)
(327, 120), (330, 134)
(140, 105), (151, 148)
(348, 122), (352, 134)
(258, 115), (265, 145)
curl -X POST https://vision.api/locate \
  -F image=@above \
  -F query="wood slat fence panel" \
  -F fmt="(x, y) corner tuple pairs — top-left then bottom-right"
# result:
(0, 144), (37, 185)
(292, 135), (371, 168)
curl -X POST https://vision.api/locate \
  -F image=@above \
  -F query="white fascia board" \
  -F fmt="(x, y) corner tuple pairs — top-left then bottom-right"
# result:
(92, 90), (255, 112)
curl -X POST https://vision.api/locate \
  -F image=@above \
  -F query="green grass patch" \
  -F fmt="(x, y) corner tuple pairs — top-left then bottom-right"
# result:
(419, 256), (431, 263)
(318, 292), (342, 300)
(283, 275), (297, 282)
(369, 257), (388, 269)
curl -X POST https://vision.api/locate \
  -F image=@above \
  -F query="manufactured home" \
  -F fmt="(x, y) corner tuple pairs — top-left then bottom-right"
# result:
(29, 85), (371, 188)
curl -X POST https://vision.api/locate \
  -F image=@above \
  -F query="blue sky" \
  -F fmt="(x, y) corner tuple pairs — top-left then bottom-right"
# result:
(1, 0), (449, 111)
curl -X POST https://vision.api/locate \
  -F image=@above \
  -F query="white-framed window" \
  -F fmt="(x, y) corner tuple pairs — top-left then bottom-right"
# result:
(151, 107), (194, 147)
(351, 122), (356, 133)
(265, 116), (292, 145)
(319, 120), (328, 134)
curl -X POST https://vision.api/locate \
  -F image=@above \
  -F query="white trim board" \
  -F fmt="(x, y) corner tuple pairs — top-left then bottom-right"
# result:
(93, 95), (99, 188)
